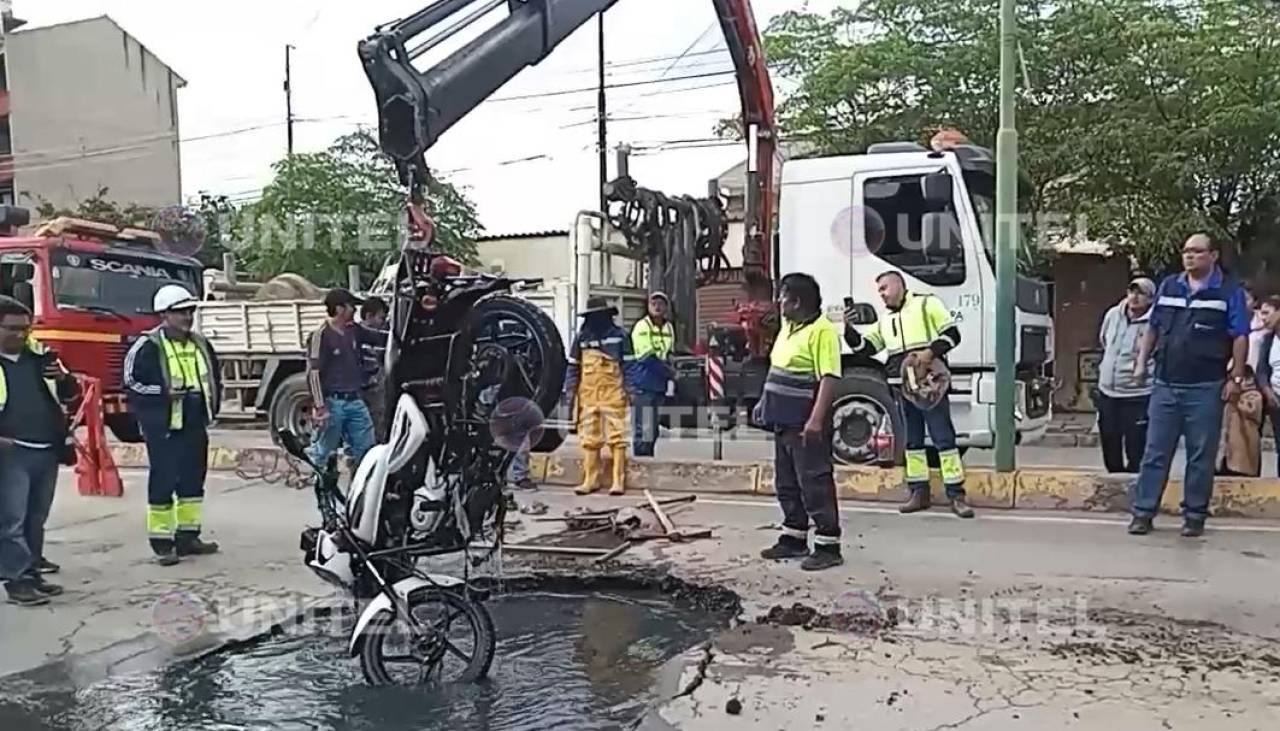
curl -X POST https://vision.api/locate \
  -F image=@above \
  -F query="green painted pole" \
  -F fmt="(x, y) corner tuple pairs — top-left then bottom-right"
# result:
(994, 0), (1018, 472)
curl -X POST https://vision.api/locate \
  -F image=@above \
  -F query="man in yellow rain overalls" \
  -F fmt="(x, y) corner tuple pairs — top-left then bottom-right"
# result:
(563, 296), (637, 495)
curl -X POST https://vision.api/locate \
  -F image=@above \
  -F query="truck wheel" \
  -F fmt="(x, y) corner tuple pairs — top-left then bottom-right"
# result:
(831, 369), (903, 466)
(105, 414), (144, 444)
(268, 372), (315, 447)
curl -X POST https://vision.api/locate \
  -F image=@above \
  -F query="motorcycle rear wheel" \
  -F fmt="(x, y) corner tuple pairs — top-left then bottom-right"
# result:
(358, 589), (496, 686)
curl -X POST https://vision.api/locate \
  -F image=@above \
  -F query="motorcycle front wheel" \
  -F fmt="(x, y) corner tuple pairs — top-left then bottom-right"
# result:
(358, 589), (496, 686)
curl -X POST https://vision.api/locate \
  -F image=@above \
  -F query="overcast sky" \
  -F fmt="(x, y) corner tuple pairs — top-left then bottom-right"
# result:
(16, 0), (844, 235)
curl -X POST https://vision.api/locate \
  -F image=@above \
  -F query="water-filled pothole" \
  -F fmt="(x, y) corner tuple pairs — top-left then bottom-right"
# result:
(0, 589), (730, 730)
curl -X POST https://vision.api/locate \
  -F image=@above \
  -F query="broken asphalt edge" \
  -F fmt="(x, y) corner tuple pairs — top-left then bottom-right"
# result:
(107, 444), (1280, 520)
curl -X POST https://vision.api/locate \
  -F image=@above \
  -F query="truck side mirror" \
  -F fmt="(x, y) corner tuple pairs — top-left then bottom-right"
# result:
(922, 172), (953, 205)
(12, 281), (34, 311)
(922, 212), (961, 257)
(844, 302), (878, 325)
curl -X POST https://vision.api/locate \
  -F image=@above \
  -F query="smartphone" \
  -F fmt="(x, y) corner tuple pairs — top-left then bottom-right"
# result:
(843, 296), (855, 308)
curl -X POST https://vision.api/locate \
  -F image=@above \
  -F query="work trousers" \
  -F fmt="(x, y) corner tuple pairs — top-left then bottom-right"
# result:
(896, 389), (966, 499)
(0, 446), (59, 583)
(508, 448), (531, 483)
(142, 422), (209, 555)
(1131, 381), (1223, 522)
(774, 427), (841, 547)
(632, 391), (664, 457)
(1095, 392), (1150, 474)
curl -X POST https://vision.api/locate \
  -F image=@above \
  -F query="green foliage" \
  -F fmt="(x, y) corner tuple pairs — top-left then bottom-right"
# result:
(762, 0), (1280, 279)
(34, 187), (155, 229)
(225, 130), (482, 287)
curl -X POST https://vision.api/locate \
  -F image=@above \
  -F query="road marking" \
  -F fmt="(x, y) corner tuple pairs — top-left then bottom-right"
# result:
(695, 497), (1280, 534)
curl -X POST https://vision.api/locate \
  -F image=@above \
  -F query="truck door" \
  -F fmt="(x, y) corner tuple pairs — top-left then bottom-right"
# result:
(852, 167), (986, 368)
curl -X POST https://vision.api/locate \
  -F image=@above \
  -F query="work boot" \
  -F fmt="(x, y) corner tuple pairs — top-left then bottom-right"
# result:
(38, 558), (61, 575)
(609, 447), (628, 496)
(177, 537), (221, 556)
(513, 477), (538, 492)
(5, 581), (51, 607)
(153, 548), (181, 566)
(801, 546), (844, 572)
(760, 535), (809, 560)
(32, 577), (64, 597)
(950, 497), (975, 519)
(1180, 518), (1206, 538)
(1127, 516), (1153, 535)
(899, 490), (931, 514)
(576, 451), (603, 495)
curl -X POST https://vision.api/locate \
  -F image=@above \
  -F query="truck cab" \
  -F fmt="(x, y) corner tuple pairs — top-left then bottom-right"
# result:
(0, 209), (204, 442)
(777, 142), (1053, 463)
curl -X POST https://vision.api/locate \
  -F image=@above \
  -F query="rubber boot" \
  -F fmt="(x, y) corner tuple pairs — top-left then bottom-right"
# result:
(609, 446), (627, 495)
(576, 451), (603, 495)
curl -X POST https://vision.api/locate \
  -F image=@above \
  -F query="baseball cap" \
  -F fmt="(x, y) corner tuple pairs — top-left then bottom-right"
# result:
(649, 291), (670, 303)
(323, 288), (364, 310)
(1128, 277), (1156, 297)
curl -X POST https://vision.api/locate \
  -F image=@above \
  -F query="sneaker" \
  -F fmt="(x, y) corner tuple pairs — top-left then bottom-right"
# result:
(153, 549), (181, 567)
(801, 548), (844, 572)
(950, 498), (975, 519)
(760, 536), (809, 561)
(176, 538), (220, 556)
(32, 578), (63, 597)
(5, 581), (51, 607)
(1180, 519), (1206, 538)
(1127, 516), (1153, 535)
(38, 558), (60, 575)
(512, 478), (538, 492)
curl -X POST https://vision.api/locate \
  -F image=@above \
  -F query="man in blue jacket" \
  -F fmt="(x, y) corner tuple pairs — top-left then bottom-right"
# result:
(1129, 234), (1249, 538)
(630, 292), (675, 457)
(124, 285), (223, 565)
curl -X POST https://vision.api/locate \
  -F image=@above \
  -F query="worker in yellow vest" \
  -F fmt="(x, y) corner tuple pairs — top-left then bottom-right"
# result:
(844, 271), (974, 518)
(630, 292), (676, 457)
(0, 295), (80, 606)
(124, 285), (223, 565)
(753, 273), (844, 572)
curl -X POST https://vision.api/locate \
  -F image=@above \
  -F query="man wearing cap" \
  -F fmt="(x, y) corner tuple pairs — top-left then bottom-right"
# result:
(1129, 233), (1250, 538)
(630, 292), (676, 457)
(124, 284), (222, 565)
(306, 288), (384, 469)
(564, 295), (638, 495)
(1095, 277), (1157, 473)
(0, 295), (80, 605)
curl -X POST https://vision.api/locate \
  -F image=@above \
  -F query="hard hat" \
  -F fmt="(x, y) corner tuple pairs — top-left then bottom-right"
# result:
(153, 284), (198, 313)
(900, 353), (951, 411)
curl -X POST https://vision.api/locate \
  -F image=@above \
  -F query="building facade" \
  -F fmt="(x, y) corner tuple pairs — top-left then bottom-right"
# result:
(0, 13), (185, 212)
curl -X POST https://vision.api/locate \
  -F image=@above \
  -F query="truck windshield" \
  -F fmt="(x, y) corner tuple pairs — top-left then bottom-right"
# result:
(965, 171), (1034, 267)
(50, 248), (200, 315)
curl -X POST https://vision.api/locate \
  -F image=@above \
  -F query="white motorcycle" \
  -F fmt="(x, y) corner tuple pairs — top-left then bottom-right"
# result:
(290, 248), (566, 685)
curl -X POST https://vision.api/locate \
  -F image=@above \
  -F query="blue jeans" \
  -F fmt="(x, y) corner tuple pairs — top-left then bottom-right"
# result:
(1131, 381), (1224, 522)
(632, 392), (664, 457)
(0, 446), (59, 583)
(309, 397), (376, 467)
(507, 448), (531, 483)
(896, 390), (965, 499)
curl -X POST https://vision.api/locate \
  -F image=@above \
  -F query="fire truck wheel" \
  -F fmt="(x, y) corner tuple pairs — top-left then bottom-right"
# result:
(269, 372), (315, 448)
(104, 414), (145, 444)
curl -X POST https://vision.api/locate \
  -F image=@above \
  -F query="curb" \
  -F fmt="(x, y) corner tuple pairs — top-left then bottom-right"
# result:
(109, 445), (1280, 520)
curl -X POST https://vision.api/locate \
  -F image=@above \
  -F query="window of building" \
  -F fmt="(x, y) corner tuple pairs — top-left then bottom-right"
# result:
(862, 173), (966, 287)
(0, 116), (11, 156)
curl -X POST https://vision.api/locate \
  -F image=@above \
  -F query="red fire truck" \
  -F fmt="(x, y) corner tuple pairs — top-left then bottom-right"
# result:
(0, 206), (204, 442)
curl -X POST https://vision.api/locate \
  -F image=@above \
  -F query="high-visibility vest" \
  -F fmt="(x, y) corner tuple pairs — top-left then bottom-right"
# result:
(150, 331), (215, 430)
(861, 292), (955, 357)
(631, 316), (675, 359)
(757, 315), (841, 428)
(0, 337), (59, 414)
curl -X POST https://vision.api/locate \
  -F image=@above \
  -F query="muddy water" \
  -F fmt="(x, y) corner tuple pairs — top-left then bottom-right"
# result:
(0, 591), (725, 730)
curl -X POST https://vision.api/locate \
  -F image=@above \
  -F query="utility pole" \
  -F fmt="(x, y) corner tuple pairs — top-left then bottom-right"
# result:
(284, 44), (296, 155)
(994, 0), (1018, 471)
(596, 15), (608, 212)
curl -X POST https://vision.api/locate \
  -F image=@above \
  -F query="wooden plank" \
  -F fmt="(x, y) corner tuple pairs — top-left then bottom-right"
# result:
(645, 489), (677, 536)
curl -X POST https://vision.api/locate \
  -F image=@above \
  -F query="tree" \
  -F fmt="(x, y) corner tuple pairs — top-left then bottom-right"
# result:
(34, 187), (156, 229)
(761, 0), (1280, 279)
(226, 129), (482, 287)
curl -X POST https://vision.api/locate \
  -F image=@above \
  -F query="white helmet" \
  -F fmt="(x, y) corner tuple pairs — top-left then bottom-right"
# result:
(153, 284), (197, 313)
